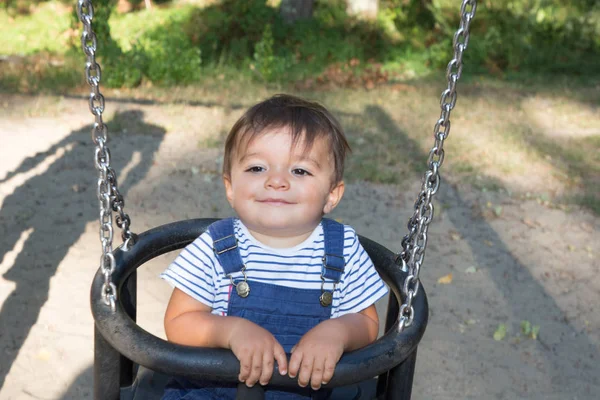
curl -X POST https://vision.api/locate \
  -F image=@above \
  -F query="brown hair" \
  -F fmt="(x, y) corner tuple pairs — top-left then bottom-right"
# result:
(223, 94), (351, 184)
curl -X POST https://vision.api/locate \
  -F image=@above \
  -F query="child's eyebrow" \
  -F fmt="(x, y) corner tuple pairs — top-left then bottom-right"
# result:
(294, 156), (322, 169)
(239, 152), (322, 169)
(238, 152), (260, 162)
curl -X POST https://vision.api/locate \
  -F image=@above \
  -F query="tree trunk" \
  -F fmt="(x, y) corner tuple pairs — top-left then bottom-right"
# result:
(280, 0), (314, 24)
(346, 0), (379, 19)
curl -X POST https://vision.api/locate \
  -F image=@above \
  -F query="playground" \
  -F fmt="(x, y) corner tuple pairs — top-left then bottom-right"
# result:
(0, 86), (598, 399)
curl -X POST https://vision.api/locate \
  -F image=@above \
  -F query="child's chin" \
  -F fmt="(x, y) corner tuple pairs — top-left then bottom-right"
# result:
(256, 219), (307, 232)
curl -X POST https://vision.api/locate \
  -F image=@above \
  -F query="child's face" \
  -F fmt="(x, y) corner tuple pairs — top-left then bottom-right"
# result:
(223, 129), (344, 244)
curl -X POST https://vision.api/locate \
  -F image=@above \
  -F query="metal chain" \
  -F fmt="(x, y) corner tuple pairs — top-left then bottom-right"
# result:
(77, 0), (474, 318)
(77, 0), (136, 312)
(397, 0), (477, 332)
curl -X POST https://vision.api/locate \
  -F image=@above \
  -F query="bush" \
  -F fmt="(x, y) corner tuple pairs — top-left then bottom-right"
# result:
(185, 0), (280, 64)
(103, 12), (201, 87)
(253, 24), (291, 82)
(136, 25), (201, 85)
(423, 1), (600, 75)
(5, 0), (599, 89)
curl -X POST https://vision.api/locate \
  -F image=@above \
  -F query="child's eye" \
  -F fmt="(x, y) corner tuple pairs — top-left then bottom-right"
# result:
(292, 168), (312, 176)
(245, 166), (265, 173)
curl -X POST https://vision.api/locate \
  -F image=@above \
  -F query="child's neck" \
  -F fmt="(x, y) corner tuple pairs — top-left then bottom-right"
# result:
(247, 228), (314, 249)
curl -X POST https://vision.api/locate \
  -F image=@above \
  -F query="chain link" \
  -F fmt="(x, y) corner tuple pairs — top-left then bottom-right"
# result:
(397, 0), (477, 332)
(78, 0), (136, 312)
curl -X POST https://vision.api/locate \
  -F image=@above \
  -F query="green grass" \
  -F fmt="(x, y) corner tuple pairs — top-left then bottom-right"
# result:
(0, 2), (73, 56)
(109, 5), (195, 52)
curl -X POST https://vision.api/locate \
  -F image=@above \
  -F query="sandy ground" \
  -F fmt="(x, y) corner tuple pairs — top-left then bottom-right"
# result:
(0, 94), (598, 400)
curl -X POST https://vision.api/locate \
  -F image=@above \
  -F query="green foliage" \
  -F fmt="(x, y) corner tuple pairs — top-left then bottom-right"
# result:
(2, 0), (599, 88)
(381, 0), (436, 31)
(102, 50), (144, 88)
(520, 320), (540, 339)
(253, 24), (290, 82)
(83, 0), (122, 57)
(99, 6), (201, 87)
(136, 25), (201, 86)
(377, 0), (600, 77)
(287, 1), (392, 65)
(435, 0), (600, 75)
(0, 1), (72, 55)
(184, 0), (280, 64)
(493, 323), (507, 341)
(183, 0), (396, 81)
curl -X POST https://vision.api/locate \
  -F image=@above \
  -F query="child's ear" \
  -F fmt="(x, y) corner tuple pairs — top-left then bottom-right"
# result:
(323, 181), (345, 214)
(223, 175), (234, 208)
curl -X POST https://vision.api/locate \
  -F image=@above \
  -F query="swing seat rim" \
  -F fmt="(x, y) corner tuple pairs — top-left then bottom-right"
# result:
(90, 218), (428, 388)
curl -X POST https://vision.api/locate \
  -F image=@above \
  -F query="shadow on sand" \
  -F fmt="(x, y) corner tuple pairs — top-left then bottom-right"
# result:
(0, 110), (165, 390)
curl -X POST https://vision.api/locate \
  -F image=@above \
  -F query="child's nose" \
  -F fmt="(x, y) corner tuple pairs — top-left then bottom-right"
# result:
(265, 171), (289, 190)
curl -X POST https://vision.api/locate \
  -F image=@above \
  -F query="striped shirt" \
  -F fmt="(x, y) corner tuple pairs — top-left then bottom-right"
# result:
(160, 219), (388, 318)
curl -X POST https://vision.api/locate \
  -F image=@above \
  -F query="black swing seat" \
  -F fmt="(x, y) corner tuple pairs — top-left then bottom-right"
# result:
(120, 366), (375, 400)
(91, 219), (428, 400)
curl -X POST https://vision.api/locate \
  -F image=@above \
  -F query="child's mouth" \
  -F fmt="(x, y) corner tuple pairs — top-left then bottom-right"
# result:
(258, 198), (293, 206)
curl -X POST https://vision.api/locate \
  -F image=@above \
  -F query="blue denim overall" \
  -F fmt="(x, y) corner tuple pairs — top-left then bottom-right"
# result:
(162, 218), (346, 400)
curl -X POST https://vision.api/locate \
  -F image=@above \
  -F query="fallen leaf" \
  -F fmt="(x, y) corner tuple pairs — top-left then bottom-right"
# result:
(437, 273), (453, 284)
(567, 244), (576, 252)
(493, 324), (507, 341)
(484, 240), (494, 247)
(466, 319), (476, 325)
(449, 230), (461, 241)
(390, 83), (416, 92)
(36, 348), (51, 361)
(465, 266), (477, 274)
(522, 218), (537, 228)
(493, 206), (503, 217)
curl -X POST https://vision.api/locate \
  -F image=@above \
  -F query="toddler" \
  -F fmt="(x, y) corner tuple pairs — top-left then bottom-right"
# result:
(161, 94), (388, 399)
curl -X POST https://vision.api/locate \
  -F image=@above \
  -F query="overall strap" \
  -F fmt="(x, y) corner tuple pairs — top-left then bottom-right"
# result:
(207, 218), (245, 275)
(321, 218), (346, 283)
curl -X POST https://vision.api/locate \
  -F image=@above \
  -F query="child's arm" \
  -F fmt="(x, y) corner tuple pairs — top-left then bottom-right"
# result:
(287, 304), (379, 390)
(164, 288), (288, 387)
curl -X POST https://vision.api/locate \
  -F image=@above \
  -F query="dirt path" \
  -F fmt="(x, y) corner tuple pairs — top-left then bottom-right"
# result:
(0, 94), (598, 400)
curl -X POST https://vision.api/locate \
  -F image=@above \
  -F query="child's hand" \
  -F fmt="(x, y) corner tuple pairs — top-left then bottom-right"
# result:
(228, 318), (288, 388)
(288, 322), (344, 391)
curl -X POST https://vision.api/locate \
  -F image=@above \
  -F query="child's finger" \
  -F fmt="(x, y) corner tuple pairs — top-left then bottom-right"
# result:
(310, 356), (326, 390)
(297, 354), (314, 388)
(246, 350), (263, 387)
(238, 352), (252, 382)
(288, 349), (303, 379)
(273, 342), (288, 376)
(259, 349), (274, 386)
(322, 356), (336, 385)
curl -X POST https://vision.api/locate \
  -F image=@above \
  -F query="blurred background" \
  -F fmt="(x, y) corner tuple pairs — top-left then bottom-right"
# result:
(0, 1), (599, 399)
